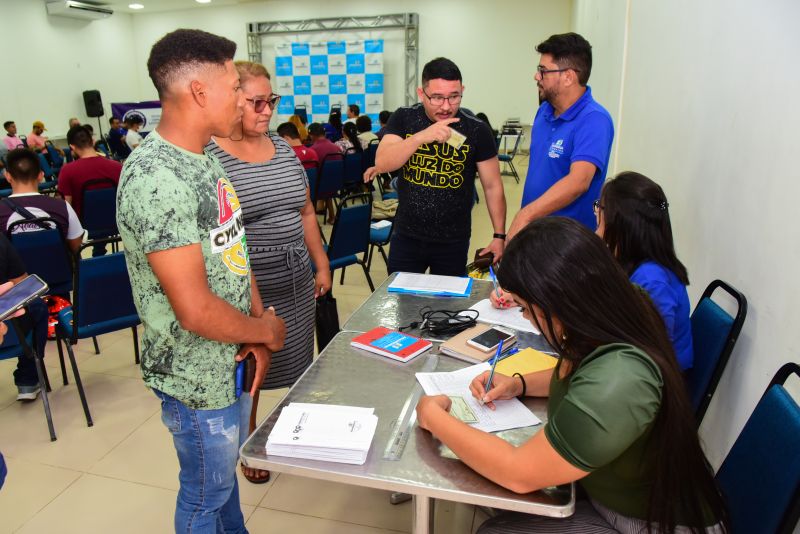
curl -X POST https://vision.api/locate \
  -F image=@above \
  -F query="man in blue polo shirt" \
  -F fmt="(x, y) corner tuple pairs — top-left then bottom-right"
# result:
(508, 33), (614, 238)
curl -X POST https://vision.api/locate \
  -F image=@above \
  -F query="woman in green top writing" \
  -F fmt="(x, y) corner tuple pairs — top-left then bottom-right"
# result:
(416, 217), (728, 533)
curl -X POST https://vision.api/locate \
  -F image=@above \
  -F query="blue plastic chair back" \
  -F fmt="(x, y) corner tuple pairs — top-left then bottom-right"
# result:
(716, 363), (800, 534)
(80, 179), (118, 239)
(37, 153), (56, 179)
(8, 219), (72, 294)
(306, 166), (319, 203)
(328, 194), (371, 261)
(363, 141), (378, 170)
(318, 155), (344, 199)
(343, 150), (363, 187)
(294, 105), (308, 125)
(71, 250), (139, 337)
(685, 280), (747, 423)
(45, 143), (64, 170)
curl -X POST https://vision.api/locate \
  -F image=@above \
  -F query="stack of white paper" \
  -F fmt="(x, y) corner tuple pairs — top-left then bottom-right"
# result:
(388, 273), (472, 297)
(468, 299), (541, 334)
(267, 403), (378, 465)
(416, 363), (541, 432)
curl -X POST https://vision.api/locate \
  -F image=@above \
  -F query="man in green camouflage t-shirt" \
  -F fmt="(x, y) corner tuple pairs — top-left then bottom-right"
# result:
(117, 29), (286, 533)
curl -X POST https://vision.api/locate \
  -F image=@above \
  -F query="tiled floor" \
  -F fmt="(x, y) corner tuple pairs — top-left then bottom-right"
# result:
(0, 158), (526, 533)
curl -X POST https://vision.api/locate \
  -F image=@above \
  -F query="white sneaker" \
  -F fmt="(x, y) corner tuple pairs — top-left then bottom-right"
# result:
(16, 384), (41, 401)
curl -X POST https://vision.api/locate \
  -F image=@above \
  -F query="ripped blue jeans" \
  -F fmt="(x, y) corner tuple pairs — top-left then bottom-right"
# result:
(154, 389), (252, 534)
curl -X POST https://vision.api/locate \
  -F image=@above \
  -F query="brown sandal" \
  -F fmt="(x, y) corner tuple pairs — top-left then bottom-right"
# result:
(241, 463), (270, 484)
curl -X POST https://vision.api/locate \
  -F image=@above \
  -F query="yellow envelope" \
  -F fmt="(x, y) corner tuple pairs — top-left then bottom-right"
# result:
(496, 348), (558, 376)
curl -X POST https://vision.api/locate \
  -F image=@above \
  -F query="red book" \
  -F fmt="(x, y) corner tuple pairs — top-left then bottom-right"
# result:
(350, 327), (432, 363)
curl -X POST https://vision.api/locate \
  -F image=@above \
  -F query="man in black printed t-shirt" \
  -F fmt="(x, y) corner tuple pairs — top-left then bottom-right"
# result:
(368, 57), (507, 276)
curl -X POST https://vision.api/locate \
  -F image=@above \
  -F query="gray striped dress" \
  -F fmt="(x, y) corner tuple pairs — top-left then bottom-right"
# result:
(208, 135), (315, 390)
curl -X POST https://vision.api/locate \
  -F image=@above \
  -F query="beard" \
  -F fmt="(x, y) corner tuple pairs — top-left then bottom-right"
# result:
(538, 84), (557, 106)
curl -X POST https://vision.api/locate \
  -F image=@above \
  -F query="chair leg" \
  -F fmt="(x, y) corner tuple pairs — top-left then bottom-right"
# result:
(56, 336), (69, 385)
(366, 244), (375, 270)
(92, 336), (100, 355)
(132, 326), (140, 365)
(510, 160), (519, 184)
(64, 340), (93, 427)
(340, 266), (346, 285)
(360, 261), (375, 292)
(40, 357), (52, 393)
(379, 246), (389, 272)
(34, 352), (57, 441)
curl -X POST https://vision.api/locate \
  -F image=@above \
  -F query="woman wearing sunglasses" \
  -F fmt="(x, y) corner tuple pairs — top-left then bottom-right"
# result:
(417, 217), (727, 533)
(208, 61), (331, 484)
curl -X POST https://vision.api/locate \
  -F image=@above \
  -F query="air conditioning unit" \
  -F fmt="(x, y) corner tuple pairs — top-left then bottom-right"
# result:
(46, 1), (113, 20)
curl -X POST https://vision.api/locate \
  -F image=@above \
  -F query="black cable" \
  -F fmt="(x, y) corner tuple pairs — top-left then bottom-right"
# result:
(399, 307), (478, 336)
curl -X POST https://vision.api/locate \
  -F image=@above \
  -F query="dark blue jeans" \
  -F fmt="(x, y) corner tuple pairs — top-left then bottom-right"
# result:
(13, 298), (48, 387)
(154, 389), (251, 534)
(387, 233), (470, 277)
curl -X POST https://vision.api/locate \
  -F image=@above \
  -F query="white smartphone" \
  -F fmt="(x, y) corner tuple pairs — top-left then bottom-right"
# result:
(0, 274), (49, 322)
(466, 326), (516, 353)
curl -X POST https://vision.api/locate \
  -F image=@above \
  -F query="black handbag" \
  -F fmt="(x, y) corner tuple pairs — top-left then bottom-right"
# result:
(315, 292), (340, 353)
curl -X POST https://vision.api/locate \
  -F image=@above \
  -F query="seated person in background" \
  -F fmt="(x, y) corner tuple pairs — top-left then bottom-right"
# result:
(125, 116), (144, 150)
(417, 217), (728, 534)
(3, 121), (25, 151)
(0, 235), (50, 401)
(344, 103), (359, 124)
(106, 116), (131, 160)
(0, 149), (84, 252)
(68, 117), (81, 129)
(308, 122), (341, 223)
(57, 125), (122, 221)
(376, 110), (391, 139)
(335, 122), (363, 153)
(322, 109), (342, 142)
(26, 121), (49, 151)
(355, 115), (378, 149)
(277, 122), (318, 169)
(288, 114), (309, 145)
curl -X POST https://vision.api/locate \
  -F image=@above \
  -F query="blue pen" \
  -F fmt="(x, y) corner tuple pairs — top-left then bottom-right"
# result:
(488, 265), (501, 298)
(483, 339), (504, 402)
(235, 360), (245, 398)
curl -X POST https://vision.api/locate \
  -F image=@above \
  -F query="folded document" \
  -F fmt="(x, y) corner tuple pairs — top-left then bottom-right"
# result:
(267, 403), (378, 465)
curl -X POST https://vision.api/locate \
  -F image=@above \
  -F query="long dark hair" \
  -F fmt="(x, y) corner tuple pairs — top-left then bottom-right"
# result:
(498, 218), (727, 534)
(342, 122), (362, 152)
(328, 110), (342, 134)
(600, 171), (689, 284)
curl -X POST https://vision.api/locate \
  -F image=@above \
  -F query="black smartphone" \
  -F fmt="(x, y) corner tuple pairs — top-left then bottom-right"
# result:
(0, 275), (49, 322)
(467, 327), (516, 353)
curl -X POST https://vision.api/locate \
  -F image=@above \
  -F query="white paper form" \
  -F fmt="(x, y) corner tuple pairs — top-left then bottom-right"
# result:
(468, 299), (541, 334)
(388, 273), (471, 296)
(416, 363), (541, 432)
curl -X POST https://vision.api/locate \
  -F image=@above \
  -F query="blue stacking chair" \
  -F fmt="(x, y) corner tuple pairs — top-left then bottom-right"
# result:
(7, 217), (72, 296)
(326, 193), (375, 292)
(0, 311), (57, 441)
(367, 219), (393, 273)
(80, 178), (119, 252)
(342, 148), (364, 197)
(294, 104), (308, 125)
(36, 153), (58, 193)
(497, 131), (523, 183)
(686, 280), (747, 424)
(45, 141), (64, 173)
(317, 153), (344, 223)
(715, 362), (800, 534)
(305, 165), (327, 246)
(363, 139), (379, 170)
(56, 238), (141, 426)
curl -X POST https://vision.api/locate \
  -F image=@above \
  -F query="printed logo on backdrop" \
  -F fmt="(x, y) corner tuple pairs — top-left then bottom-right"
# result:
(548, 139), (564, 159)
(123, 110), (147, 128)
(111, 101), (161, 133)
(274, 39), (383, 124)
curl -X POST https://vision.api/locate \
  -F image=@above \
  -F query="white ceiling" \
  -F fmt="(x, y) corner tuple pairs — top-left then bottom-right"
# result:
(45, 0), (251, 15)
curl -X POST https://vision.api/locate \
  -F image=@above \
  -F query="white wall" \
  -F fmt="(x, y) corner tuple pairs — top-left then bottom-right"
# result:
(128, 0), (571, 129)
(574, 0), (800, 470)
(0, 0), (137, 140)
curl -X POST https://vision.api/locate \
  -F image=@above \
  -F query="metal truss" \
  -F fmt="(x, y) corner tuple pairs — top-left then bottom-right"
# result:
(246, 13), (419, 105)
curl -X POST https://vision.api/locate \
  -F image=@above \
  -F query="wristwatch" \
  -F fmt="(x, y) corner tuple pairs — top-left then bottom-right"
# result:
(493, 233), (507, 240)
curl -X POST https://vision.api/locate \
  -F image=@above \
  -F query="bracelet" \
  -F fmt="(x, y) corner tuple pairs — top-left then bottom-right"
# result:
(512, 373), (527, 398)
(493, 232), (507, 240)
